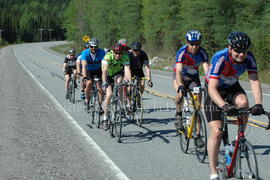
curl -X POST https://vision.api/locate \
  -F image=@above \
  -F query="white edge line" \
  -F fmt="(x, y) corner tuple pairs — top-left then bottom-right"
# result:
(13, 46), (130, 180)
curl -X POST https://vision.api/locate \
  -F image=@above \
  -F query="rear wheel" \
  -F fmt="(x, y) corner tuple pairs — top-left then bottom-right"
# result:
(90, 93), (96, 124)
(235, 140), (259, 179)
(194, 110), (208, 163)
(95, 103), (101, 128)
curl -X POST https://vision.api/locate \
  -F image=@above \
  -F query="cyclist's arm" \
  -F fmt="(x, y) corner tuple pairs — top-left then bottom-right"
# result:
(63, 63), (67, 72)
(76, 61), (81, 74)
(208, 78), (227, 108)
(102, 60), (108, 83)
(124, 65), (132, 82)
(175, 63), (184, 86)
(144, 63), (151, 80)
(81, 60), (87, 78)
(202, 62), (209, 75)
(249, 73), (263, 104)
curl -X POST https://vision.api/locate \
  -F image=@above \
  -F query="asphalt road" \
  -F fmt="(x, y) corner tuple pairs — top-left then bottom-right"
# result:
(0, 42), (269, 180)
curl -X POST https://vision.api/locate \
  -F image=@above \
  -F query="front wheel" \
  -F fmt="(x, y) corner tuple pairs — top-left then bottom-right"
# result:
(235, 140), (259, 180)
(194, 110), (208, 163)
(114, 100), (123, 143)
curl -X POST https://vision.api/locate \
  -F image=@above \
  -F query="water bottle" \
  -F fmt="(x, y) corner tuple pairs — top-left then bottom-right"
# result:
(225, 144), (234, 165)
(185, 111), (192, 125)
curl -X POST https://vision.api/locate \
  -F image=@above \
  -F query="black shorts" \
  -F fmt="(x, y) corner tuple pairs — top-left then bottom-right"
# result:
(108, 71), (124, 85)
(173, 72), (201, 89)
(64, 66), (76, 75)
(204, 81), (246, 122)
(87, 69), (102, 80)
(131, 69), (145, 78)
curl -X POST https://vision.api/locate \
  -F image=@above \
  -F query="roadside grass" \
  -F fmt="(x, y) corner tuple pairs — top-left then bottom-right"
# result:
(49, 44), (71, 55)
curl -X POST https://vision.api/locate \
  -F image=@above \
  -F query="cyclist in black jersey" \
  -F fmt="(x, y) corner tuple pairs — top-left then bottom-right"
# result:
(63, 49), (78, 99)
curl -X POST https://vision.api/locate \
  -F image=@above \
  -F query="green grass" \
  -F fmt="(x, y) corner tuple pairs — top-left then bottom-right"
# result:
(49, 44), (71, 55)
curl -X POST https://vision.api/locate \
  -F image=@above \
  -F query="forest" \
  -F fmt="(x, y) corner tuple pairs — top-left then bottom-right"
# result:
(1, 0), (270, 74)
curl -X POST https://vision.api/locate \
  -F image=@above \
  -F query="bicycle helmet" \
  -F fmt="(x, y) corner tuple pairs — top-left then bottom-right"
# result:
(118, 39), (128, 46)
(185, 30), (202, 42)
(112, 43), (125, 52)
(131, 42), (142, 51)
(88, 37), (99, 47)
(68, 49), (76, 54)
(228, 32), (251, 52)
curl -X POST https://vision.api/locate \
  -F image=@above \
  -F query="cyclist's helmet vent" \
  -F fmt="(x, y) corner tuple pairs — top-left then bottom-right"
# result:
(186, 30), (202, 42)
(112, 43), (125, 52)
(89, 37), (99, 47)
(69, 49), (76, 54)
(118, 39), (128, 46)
(131, 42), (142, 51)
(228, 32), (251, 52)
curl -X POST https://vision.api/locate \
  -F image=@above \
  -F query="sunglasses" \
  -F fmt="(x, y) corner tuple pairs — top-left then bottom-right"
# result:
(90, 46), (98, 49)
(69, 54), (75, 56)
(114, 52), (123, 55)
(189, 41), (201, 46)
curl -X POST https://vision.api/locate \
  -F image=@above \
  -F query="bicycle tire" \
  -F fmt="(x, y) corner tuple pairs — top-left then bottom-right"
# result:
(235, 140), (259, 180)
(108, 104), (115, 137)
(114, 100), (123, 143)
(68, 79), (73, 102)
(179, 127), (190, 153)
(90, 93), (96, 125)
(135, 91), (143, 126)
(70, 78), (75, 104)
(95, 103), (101, 128)
(194, 110), (208, 163)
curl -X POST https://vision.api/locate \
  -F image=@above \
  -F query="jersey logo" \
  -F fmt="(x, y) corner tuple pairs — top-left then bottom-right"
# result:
(213, 56), (225, 74)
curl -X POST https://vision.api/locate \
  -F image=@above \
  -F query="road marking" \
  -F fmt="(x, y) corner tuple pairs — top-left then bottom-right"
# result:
(14, 46), (130, 180)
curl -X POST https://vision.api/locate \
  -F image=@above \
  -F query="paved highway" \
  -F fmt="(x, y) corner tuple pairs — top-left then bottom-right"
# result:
(0, 42), (269, 179)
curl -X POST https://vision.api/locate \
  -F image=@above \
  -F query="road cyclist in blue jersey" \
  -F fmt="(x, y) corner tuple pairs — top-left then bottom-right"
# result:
(76, 43), (90, 100)
(173, 30), (209, 147)
(81, 37), (106, 112)
(63, 49), (78, 99)
(204, 32), (264, 180)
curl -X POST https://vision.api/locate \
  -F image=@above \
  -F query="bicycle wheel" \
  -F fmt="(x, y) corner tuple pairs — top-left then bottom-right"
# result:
(70, 78), (75, 104)
(89, 94), (96, 125)
(177, 114), (190, 153)
(194, 110), (208, 163)
(134, 91), (143, 126)
(235, 140), (259, 180)
(68, 79), (73, 102)
(108, 104), (115, 137)
(95, 103), (101, 128)
(114, 100), (123, 143)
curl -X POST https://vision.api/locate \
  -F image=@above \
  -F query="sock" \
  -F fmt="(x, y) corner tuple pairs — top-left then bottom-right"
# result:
(210, 174), (218, 180)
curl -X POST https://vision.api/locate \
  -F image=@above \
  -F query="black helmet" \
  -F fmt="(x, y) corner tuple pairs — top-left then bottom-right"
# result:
(84, 43), (90, 49)
(131, 42), (141, 51)
(68, 49), (76, 54)
(228, 32), (251, 52)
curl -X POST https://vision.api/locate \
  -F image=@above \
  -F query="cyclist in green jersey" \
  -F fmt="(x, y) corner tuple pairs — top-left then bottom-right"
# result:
(101, 43), (132, 130)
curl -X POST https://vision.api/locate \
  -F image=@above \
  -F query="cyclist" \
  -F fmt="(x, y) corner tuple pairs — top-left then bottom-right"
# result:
(128, 41), (153, 93)
(173, 30), (209, 146)
(63, 49), (78, 99)
(81, 37), (106, 111)
(204, 32), (264, 180)
(101, 43), (132, 130)
(76, 43), (90, 100)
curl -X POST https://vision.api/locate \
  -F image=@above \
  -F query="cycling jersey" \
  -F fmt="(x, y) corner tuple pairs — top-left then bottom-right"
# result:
(81, 48), (105, 71)
(64, 56), (77, 67)
(174, 45), (208, 75)
(204, 48), (257, 88)
(128, 50), (149, 77)
(102, 51), (130, 76)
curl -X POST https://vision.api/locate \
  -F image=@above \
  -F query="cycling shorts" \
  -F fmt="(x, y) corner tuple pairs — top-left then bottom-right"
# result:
(173, 72), (201, 90)
(108, 71), (124, 85)
(131, 69), (145, 78)
(87, 69), (102, 80)
(64, 66), (76, 75)
(204, 81), (246, 122)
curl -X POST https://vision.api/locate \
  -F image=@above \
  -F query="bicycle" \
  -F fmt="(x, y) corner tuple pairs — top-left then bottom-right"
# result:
(89, 78), (102, 128)
(217, 109), (270, 179)
(177, 86), (208, 163)
(108, 82), (128, 143)
(68, 72), (76, 104)
(128, 76), (147, 126)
